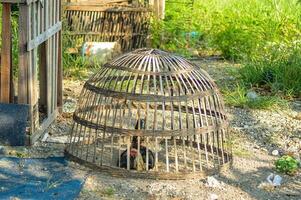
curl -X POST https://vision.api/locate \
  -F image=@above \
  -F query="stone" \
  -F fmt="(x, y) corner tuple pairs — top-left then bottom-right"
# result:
(271, 150), (279, 156)
(63, 98), (77, 114)
(246, 91), (258, 100)
(206, 176), (221, 188)
(258, 182), (275, 192)
(209, 193), (218, 200)
(41, 132), (49, 142)
(46, 136), (69, 144)
(187, 48), (199, 56)
(0, 146), (6, 155)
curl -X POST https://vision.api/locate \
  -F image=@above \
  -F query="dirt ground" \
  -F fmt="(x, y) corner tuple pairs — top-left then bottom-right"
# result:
(1, 58), (300, 200)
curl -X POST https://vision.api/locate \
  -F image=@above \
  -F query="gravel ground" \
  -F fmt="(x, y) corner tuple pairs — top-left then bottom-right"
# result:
(1, 59), (300, 200)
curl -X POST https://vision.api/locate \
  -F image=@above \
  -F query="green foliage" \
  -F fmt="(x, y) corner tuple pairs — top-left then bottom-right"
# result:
(275, 155), (299, 175)
(151, 0), (301, 98)
(11, 11), (19, 77)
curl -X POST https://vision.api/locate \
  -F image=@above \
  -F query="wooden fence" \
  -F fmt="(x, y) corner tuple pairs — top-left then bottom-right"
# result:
(0, 0), (62, 145)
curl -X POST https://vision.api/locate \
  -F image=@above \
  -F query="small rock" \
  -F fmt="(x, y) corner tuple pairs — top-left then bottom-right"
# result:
(206, 176), (221, 188)
(267, 173), (282, 186)
(41, 132), (49, 142)
(272, 150), (279, 156)
(246, 91), (258, 100)
(63, 98), (77, 114)
(258, 182), (275, 192)
(188, 48), (199, 56)
(0, 146), (6, 155)
(209, 193), (218, 200)
(46, 136), (69, 144)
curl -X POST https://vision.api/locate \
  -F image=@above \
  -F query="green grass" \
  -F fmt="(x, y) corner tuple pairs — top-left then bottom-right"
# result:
(239, 47), (301, 97)
(102, 187), (115, 197)
(222, 84), (288, 109)
(153, 0), (301, 58)
(62, 53), (91, 79)
(62, 28), (96, 79)
(152, 0), (301, 99)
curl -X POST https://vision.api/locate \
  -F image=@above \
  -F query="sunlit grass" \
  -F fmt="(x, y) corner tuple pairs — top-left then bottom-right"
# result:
(222, 84), (288, 110)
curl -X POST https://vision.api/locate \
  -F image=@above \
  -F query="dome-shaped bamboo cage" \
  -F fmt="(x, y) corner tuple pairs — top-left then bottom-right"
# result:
(66, 49), (232, 179)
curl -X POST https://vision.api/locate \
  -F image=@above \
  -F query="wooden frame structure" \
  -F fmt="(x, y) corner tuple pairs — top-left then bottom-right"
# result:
(66, 49), (232, 179)
(0, 0), (62, 145)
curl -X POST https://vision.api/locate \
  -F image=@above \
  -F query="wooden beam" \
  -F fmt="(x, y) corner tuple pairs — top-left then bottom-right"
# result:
(0, 0), (25, 3)
(57, 0), (63, 112)
(27, 109), (57, 145)
(0, 4), (12, 103)
(159, 0), (165, 19)
(27, 22), (62, 51)
(18, 4), (29, 104)
(153, 0), (165, 19)
(0, 0), (38, 4)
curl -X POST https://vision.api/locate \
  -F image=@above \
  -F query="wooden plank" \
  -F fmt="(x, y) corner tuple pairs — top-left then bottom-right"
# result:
(152, 0), (165, 19)
(0, 0), (39, 3)
(45, 0), (51, 116)
(39, 42), (48, 110)
(27, 3), (34, 133)
(158, 0), (165, 19)
(18, 4), (29, 104)
(32, 1), (39, 132)
(53, 0), (58, 112)
(0, 4), (12, 103)
(57, 0), (63, 111)
(0, 0), (25, 3)
(26, 0), (38, 4)
(39, 0), (47, 109)
(28, 109), (57, 145)
(48, 0), (53, 114)
(27, 21), (62, 51)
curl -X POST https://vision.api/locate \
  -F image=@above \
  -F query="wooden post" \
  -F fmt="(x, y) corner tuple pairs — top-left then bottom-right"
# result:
(158, 0), (165, 19)
(18, 4), (29, 104)
(152, 0), (165, 19)
(57, 0), (63, 112)
(0, 3), (12, 103)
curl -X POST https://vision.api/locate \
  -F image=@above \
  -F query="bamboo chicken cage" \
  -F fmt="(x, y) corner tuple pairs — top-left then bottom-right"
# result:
(64, 1), (151, 52)
(66, 49), (232, 179)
